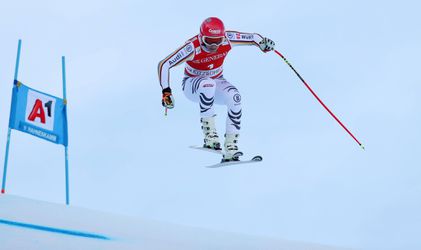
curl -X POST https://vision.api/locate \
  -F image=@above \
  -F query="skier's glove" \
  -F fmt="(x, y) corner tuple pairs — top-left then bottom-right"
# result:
(259, 37), (275, 53)
(162, 87), (174, 109)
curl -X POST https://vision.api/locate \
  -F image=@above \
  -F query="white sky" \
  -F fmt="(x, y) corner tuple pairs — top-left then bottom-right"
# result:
(1, 1), (420, 249)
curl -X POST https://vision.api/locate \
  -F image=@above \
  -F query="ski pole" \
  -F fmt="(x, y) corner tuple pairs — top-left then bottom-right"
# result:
(273, 50), (364, 150)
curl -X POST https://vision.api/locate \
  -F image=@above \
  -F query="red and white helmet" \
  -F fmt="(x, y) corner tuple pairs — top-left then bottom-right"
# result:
(200, 17), (225, 47)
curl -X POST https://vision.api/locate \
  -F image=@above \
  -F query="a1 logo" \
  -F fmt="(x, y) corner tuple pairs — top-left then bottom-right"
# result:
(25, 90), (56, 131)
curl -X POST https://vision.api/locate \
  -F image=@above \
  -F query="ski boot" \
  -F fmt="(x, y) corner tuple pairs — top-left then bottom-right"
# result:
(201, 116), (222, 150)
(222, 134), (243, 162)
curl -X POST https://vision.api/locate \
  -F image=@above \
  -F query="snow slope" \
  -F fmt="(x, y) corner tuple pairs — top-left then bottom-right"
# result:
(0, 195), (349, 250)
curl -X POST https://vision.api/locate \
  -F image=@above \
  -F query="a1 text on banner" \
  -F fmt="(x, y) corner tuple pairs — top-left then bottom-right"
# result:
(9, 80), (68, 146)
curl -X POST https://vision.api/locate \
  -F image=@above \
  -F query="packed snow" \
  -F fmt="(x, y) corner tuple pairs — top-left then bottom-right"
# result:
(0, 194), (349, 250)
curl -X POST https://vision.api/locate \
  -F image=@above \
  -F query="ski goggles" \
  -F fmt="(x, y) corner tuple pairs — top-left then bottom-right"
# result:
(202, 36), (225, 46)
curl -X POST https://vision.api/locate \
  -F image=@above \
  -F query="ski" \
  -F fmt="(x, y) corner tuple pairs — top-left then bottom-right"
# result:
(189, 145), (244, 157)
(189, 145), (262, 168)
(189, 145), (224, 155)
(206, 156), (263, 168)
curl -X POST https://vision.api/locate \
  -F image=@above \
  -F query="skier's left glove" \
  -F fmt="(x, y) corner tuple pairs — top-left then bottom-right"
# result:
(259, 37), (275, 53)
(162, 87), (174, 109)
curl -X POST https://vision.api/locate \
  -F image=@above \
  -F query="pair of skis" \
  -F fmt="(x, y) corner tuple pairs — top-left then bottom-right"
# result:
(189, 146), (262, 168)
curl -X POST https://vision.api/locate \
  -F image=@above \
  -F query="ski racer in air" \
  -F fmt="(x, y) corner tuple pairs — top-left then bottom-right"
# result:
(158, 17), (275, 162)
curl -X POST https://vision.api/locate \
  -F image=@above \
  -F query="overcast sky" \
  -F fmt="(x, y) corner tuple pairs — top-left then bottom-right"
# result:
(1, 1), (420, 249)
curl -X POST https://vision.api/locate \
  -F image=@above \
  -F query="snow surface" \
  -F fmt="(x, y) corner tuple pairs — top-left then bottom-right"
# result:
(0, 195), (349, 250)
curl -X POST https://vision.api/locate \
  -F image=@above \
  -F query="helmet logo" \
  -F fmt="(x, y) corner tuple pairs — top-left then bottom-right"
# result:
(208, 28), (221, 35)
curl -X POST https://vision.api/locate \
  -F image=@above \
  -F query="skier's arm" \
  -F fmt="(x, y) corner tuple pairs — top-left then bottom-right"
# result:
(158, 42), (195, 109)
(157, 42), (195, 90)
(225, 31), (275, 52)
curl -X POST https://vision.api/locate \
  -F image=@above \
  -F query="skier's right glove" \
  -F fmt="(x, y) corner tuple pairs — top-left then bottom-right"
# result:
(259, 37), (275, 53)
(162, 87), (174, 109)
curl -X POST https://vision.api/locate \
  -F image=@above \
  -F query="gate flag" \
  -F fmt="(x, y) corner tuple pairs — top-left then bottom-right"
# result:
(2, 40), (71, 205)
(9, 80), (68, 146)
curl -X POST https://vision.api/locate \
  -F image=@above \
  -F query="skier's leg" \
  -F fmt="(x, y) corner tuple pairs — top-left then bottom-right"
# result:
(183, 77), (218, 117)
(183, 77), (221, 149)
(213, 78), (242, 133)
(214, 78), (242, 160)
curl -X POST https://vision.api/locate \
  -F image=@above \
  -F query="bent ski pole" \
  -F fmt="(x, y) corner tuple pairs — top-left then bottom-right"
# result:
(274, 50), (364, 150)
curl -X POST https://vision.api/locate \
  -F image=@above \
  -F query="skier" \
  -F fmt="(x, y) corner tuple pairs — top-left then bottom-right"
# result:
(158, 17), (275, 162)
